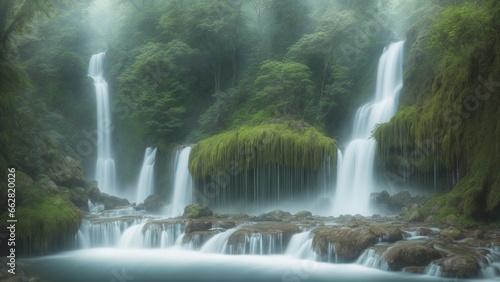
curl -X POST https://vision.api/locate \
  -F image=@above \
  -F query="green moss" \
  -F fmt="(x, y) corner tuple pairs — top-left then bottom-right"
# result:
(189, 122), (337, 180)
(374, 0), (500, 220)
(1, 180), (82, 255)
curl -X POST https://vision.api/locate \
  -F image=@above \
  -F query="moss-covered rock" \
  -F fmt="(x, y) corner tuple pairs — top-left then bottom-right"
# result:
(189, 123), (337, 180)
(436, 255), (480, 278)
(313, 227), (378, 262)
(255, 210), (291, 222)
(185, 220), (212, 233)
(373, 0), (500, 222)
(440, 227), (464, 240)
(183, 204), (214, 218)
(384, 244), (442, 270)
(143, 194), (167, 212)
(368, 225), (402, 242)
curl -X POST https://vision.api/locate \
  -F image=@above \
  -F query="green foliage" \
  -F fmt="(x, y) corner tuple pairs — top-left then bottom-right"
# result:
(374, 0), (500, 219)
(189, 122), (337, 180)
(254, 60), (314, 118)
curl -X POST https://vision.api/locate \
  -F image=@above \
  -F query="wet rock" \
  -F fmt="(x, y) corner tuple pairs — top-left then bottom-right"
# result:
(100, 193), (130, 210)
(416, 227), (434, 236)
(255, 210), (291, 222)
(437, 255), (479, 278)
(384, 244), (442, 270)
(70, 186), (88, 208)
(440, 228), (464, 240)
(227, 223), (301, 254)
(185, 220), (212, 233)
(143, 194), (166, 212)
(368, 225), (402, 242)
(403, 266), (427, 274)
(48, 155), (86, 187)
(228, 213), (252, 221)
(313, 227), (378, 262)
(183, 230), (221, 248)
(471, 229), (484, 239)
(183, 204), (214, 219)
(409, 210), (424, 222)
(213, 220), (236, 229)
(391, 191), (413, 208)
(294, 210), (312, 218)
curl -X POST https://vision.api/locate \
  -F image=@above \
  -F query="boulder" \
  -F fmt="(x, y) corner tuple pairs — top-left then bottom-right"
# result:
(403, 266), (427, 274)
(368, 225), (402, 242)
(48, 155), (86, 187)
(183, 204), (213, 219)
(390, 191), (413, 208)
(185, 220), (212, 233)
(100, 193), (130, 210)
(183, 230), (222, 248)
(294, 210), (312, 218)
(409, 210), (424, 222)
(440, 228), (464, 240)
(143, 194), (166, 212)
(313, 227), (378, 262)
(227, 223), (301, 254)
(384, 244), (441, 270)
(255, 210), (291, 222)
(437, 255), (479, 278)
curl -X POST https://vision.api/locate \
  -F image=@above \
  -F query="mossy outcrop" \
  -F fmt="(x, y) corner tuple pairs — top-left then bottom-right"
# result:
(374, 0), (500, 221)
(189, 122), (337, 180)
(313, 227), (378, 262)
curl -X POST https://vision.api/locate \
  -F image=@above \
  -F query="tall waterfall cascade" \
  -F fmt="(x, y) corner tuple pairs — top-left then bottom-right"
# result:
(170, 146), (193, 216)
(88, 52), (116, 195)
(334, 41), (405, 215)
(136, 147), (157, 203)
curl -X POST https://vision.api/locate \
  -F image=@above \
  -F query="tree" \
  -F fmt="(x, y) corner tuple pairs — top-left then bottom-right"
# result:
(254, 60), (314, 119)
(287, 11), (355, 121)
(118, 40), (198, 143)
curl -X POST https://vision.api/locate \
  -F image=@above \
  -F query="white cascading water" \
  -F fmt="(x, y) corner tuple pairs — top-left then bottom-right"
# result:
(170, 147), (193, 216)
(135, 147), (157, 203)
(334, 41), (404, 215)
(89, 52), (116, 195)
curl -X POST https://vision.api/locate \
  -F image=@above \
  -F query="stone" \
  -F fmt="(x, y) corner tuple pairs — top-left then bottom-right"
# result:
(143, 194), (166, 212)
(368, 225), (402, 242)
(437, 255), (479, 278)
(255, 210), (291, 222)
(226, 223), (301, 254)
(213, 220), (235, 229)
(403, 266), (427, 274)
(185, 220), (212, 233)
(313, 227), (378, 262)
(471, 229), (484, 239)
(183, 204), (213, 219)
(440, 228), (464, 240)
(384, 244), (442, 270)
(409, 210), (424, 222)
(390, 191), (413, 208)
(294, 210), (312, 218)
(183, 230), (222, 248)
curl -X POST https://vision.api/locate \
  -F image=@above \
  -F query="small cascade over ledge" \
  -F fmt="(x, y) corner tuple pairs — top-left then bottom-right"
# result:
(334, 41), (405, 215)
(170, 146), (193, 216)
(136, 147), (157, 203)
(89, 52), (116, 195)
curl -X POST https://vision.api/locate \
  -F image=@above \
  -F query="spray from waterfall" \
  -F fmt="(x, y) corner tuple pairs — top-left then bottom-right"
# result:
(334, 41), (405, 215)
(89, 52), (116, 195)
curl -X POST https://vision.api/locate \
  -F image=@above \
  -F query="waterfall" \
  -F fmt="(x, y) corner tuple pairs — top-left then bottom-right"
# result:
(285, 231), (315, 259)
(170, 147), (193, 216)
(89, 52), (116, 195)
(334, 41), (404, 215)
(136, 147), (157, 203)
(200, 228), (239, 254)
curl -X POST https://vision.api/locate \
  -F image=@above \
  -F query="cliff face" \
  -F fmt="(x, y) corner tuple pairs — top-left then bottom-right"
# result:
(374, 0), (500, 223)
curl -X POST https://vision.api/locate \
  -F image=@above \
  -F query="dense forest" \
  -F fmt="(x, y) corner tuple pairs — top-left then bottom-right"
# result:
(0, 0), (499, 264)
